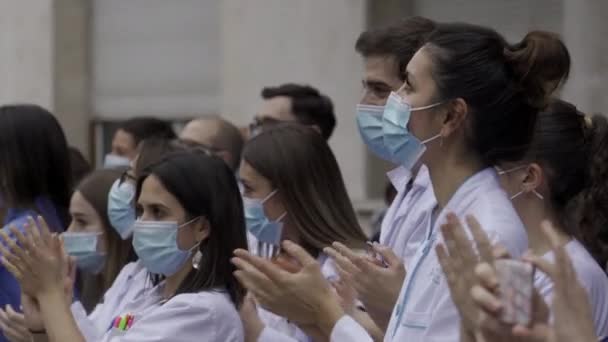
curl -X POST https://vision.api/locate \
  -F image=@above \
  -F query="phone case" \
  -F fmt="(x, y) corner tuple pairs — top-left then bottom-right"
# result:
(494, 259), (535, 325)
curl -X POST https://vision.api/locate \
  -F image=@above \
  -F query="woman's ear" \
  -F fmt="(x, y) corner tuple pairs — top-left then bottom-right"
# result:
(522, 163), (544, 194)
(194, 217), (211, 243)
(440, 98), (468, 138)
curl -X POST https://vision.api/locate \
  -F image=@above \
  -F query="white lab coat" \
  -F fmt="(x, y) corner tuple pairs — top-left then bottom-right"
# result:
(257, 253), (340, 342)
(380, 165), (436, 264)
(72, 261), (150, 341)
(331, 168), (529, 342)
(534, 239), (608, 339)
(99, 284), (242, 342)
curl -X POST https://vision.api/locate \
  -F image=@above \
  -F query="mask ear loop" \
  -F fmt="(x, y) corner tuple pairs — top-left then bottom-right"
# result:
(510, 189), (544, 201)
(261, 189), (278, 204)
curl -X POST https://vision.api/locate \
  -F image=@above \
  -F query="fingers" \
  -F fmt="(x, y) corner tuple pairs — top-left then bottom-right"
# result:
(272, 255), (301, 273)
(5, 305), (25, 325)
(531, 288), (550, 323)
(8, 227), (33, 254)
(470, 285), (503, 314)
(435, 244), (456, 285)
(33, 216), (51, 240)
(511, 323), (552, 342)
(324, 246), (359, 275)
(0, 233), (28, 275)
(446, 213), (477, 266)
(1, 257), (23, 280)
(233, 249), (290, 284)
(371, 243), (401, 268)
(474, 263), (499, 292)
(0, 307), (10, 329)
(0, 305), (29, 342)
(281, 241), (318, 268)
(332, 242), (360, 261)
(492, 245), (511, 260)
(25, 218), (42, 248)
(523, 253), (556, 279)
(436, 244), (462, 300)
(540, 220), (561, 249)
(350, 256), (384, 278)
(465, 215), (493, 263)
(1, 230), (28, 262)
(440, 214), (476, 273)
(539, 221), (580, 297)
(232, 259), (275, 300)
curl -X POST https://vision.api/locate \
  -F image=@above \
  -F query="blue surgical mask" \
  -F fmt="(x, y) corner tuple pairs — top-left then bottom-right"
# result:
(132, 218), (200, 276)
(108, 179), (136, 239)
(63, 232), (106, 274)
(104, 154), (131, 169)
(382, 91), (443, 170)
(243, 190), (285, 245)
(357, 104), (395, 162)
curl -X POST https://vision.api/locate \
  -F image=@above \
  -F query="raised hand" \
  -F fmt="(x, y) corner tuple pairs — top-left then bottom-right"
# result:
(324, 242), (404, 330)
(232, 241), (344, 338)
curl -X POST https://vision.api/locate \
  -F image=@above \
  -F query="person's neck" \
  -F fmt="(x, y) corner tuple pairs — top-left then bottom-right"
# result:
(520, 201), (571, 255)
(162, 259), (193, 299)
(428, 154), (485, 210)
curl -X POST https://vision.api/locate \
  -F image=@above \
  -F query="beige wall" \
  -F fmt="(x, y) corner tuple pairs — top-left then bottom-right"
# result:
(220, 0), (369, 200)
(2, 0), (607, 200)
(0, 0), (54, 109)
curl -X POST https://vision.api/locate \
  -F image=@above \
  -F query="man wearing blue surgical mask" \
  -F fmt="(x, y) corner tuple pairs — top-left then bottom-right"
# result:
(329, 16), (440, 332)
(105, 117), (177, 169)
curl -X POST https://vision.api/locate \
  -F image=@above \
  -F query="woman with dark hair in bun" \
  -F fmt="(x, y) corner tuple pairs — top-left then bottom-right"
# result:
(495, 99), (608, 338)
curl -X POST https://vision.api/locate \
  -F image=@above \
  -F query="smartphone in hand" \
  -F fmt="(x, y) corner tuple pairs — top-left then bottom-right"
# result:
(494, 259), (535, 325)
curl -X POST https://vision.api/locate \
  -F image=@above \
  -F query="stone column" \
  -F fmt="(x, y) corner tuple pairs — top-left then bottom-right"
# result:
(0, 0), (90, 156)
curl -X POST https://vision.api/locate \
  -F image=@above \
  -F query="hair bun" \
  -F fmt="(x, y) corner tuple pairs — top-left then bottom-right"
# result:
(504, 31), (571, 109)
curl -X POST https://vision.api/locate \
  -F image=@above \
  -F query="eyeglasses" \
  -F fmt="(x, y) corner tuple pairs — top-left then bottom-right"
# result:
(248, 117), (282, 137)
(179, 139), (222, 155)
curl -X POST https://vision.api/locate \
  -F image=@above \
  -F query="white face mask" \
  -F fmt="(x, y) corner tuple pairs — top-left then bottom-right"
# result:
(496, 165), (544, 201)
(104, 154), (131, 169)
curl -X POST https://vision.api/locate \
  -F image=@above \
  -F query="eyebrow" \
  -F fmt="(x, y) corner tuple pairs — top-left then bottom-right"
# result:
(71, 212), (88, 219)
(364, 80), (391, 89)
(138, 201), (171, 211)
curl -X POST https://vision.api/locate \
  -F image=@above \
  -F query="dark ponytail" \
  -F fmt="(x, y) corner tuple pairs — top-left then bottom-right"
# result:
(523, 99), (608, 270)
(577, 115), (608, 270)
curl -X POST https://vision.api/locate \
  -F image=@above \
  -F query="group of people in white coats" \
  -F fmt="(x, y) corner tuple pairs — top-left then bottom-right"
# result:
(0, 15), (606, 342)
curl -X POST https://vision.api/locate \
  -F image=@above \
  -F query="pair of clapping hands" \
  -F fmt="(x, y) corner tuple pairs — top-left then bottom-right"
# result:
(437, 213), (597, 342)
(0, 216), (75, 341)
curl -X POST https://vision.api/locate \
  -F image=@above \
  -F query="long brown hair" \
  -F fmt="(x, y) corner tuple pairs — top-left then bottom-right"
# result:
(77, 169), (135, 311)
(243, 124), (367, 255)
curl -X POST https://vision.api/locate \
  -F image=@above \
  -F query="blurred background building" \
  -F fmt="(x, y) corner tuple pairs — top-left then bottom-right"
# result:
(1, 0), (606, 209)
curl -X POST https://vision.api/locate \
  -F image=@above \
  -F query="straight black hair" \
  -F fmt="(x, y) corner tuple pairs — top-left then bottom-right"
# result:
(0, 104), (71, 231)
(119, 117), (177, 147)
(520, 99), (608, 269)
(355, 16), (437, 81)
(137, 150), (247, 307)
